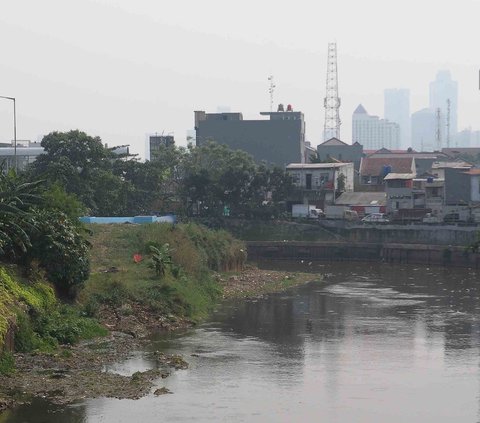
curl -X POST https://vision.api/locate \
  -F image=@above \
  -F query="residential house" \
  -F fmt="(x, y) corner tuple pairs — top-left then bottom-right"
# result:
(359, 156), (416, 191)
(384, 173), (419, 214)
(431, 161), (472, 179)
(316, 138), (363, 170)
(286, 162), (354, 209)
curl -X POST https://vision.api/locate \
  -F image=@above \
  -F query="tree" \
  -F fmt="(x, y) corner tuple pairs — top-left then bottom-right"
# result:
(0, 170), (43, 257)
(112, 145), (187, 215)
(180, 142), (257, 217)
(28, 130), (138, 216)
(179, 142), (293, 219)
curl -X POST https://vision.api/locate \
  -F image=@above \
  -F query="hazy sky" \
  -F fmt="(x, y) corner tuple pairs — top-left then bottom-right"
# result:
(1, 0), (479, 157)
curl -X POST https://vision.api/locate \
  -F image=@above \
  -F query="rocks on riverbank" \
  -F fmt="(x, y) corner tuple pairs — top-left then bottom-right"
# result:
(219, 265), (315, 299)
(0, 331), (188, 407)
(0, 266), (315, 412)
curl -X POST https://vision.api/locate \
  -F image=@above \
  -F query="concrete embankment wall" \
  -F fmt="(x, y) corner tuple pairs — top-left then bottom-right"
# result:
(322, 222), (479, 246)
(247, 241), (480, 268)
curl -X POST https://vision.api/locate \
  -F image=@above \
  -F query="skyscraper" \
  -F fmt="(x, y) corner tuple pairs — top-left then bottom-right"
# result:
(411, 108), (436, 152)
(429, 70), (458, 146)
(352, 104), (400, 151)
(384, 89), (410, 148)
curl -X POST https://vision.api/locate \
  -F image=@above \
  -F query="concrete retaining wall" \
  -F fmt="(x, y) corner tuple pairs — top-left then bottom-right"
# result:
(247, 241), (480, 268)
(321, 221), (479, 246)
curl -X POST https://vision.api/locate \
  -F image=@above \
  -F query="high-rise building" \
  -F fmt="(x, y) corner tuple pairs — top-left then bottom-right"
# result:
(352, 104), (400, 151)
(454, 128), (480, 148)
(429, 70), (458, 145)
(194, 106), (307, 166)
(411, 108), (436, 151)
(384, 89), (410, 148)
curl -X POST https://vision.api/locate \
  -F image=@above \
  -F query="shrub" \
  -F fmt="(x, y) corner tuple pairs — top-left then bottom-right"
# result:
(26, 209), (90, 297)
(148, 244), (172, 277)
(0, 352), (14, 375)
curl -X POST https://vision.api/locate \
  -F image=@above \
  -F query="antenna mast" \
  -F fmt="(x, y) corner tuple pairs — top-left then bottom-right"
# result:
(323, 42), (341, 141)
(268, 75), (276, 112)
(435, 107), (442, 151)
(446, 98), (451, 148)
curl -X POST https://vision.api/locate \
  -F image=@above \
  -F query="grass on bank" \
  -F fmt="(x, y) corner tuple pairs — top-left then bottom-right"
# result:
(0, 266), (106, 375)
(199, 219), (338, 242)
(79, 223), (246, 322)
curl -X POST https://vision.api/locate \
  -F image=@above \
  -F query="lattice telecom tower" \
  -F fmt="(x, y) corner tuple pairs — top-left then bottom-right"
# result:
(323, 43), (341, 141)
(268, 75), (276, 112)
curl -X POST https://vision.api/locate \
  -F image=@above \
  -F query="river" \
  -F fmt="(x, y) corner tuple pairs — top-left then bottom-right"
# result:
(3, 261), (480, 422)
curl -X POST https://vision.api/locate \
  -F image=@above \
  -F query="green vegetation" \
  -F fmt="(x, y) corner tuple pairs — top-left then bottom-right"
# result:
(79, 223), (246, 322)
(27, 131), (292, 219)
(0, 352), (14, 376)
(219, 219), (337, 242)
(0, 129), (284, 373)
(0, 265), (105, 362)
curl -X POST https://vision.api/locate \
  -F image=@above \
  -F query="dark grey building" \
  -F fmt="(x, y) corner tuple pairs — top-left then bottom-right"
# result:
(194, 108), (306, 166)
(316, 138), (363, 170)
(147, 134), (174, 161)
(444, 167), (471, 205)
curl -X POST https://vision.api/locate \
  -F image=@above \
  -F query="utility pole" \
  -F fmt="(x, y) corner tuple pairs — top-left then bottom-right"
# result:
(323, 42), (341, 141)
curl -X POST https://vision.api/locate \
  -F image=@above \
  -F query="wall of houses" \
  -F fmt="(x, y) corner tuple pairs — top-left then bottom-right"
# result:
(287, 163), (354, 192)
(470, 175), (480, 202)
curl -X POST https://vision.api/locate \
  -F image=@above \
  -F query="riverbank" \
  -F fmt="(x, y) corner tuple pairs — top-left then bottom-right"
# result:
(0, 263), (315, 411)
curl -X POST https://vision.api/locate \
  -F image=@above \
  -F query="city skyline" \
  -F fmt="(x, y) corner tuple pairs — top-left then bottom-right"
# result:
(0, 0), (479, 158)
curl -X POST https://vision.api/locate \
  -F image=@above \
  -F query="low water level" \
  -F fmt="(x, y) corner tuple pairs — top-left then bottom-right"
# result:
(4, 262), (480, 422)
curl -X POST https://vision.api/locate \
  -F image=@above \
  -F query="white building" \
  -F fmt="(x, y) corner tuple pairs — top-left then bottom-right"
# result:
(411, 108), (437, 152)
(384, 89), (410, 149)
(286, 162), (354, 192)
(352, 104), (400, 150)
(0, 141), (44, 172)
(429, 70), (458, 144)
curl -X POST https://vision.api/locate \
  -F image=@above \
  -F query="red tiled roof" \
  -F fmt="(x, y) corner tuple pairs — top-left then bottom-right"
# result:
(360, 157), (414, 176)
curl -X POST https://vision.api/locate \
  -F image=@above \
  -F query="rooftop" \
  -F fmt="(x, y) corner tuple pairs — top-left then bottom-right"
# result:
(384, 173), (416, 180)
(335, 191), (386, 206)
(353, 104), (367, 114)
(286, 162), (351, 170)
(318, 137), (348, 147)
(431, 161), (472, 169)
(360, 156), (415, 176)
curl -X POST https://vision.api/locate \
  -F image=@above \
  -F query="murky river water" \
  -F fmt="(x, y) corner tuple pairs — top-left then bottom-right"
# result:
(3, 262), (480, 422)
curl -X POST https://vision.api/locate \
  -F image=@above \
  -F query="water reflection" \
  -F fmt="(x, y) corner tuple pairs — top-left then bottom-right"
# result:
(3, 262), (480, 422)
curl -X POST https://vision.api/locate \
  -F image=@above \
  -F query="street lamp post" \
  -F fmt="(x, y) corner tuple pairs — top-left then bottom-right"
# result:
(0, 96), (16, 171)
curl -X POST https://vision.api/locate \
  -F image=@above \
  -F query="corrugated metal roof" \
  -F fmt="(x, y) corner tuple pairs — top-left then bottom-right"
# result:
(431, 161), (471, 169)
(286, 163), (351, 169)
(335, 192), (387, 206)
(383, 173), (416, 180)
